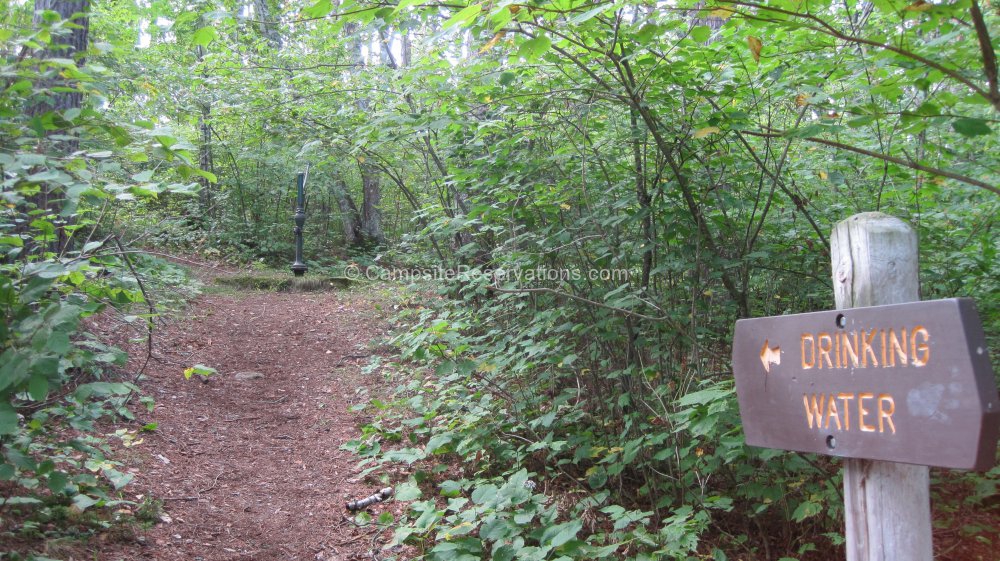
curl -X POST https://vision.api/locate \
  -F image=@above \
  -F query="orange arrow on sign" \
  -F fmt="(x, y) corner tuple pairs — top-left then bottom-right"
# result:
(760, 340), (780, 373)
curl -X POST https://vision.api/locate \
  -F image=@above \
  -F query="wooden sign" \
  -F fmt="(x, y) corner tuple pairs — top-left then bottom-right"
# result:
(732, 298), (1000, 470)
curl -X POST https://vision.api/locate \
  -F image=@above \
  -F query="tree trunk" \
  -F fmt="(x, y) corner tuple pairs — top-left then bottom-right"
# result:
(333, 178), (363, 246)
(401, 29), (412, 68)
(453, 190), (474, 250)
(630, 108), (653, 291)
(251, 0), (282, 48)
(345, 22), (384, 247)
(28, 0), (90, 255)
(195, 40), (214, 217)
(31, 0), (89, 126)
(198, 99), (214, 214)
(360, 171), (384, 244)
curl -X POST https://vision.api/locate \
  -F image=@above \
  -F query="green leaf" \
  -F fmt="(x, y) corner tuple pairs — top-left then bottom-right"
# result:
(951, 118), (992, 137)
(430, 538), (482, 559)
(690, 25), (711, 43)
(471, 483), (499, 505)
(635, 24), (660, 44)
(183, 364), (217, 379)
(518, 36), (551, 61)
(395, 480), (422, 501)
(439, 481), (464, 498)
(443, 4), (482, 29)
(28, 375), (49, 401)
(155, 135), (177, 149)
(47, 331), (71, 354)
(132, 170), (155, 182)
(82, 240), (104, 253)
(75, 382), (136, 399)
(791, 500), (822, 522)
(72, 493), (99, 511)
(492, 545), (516, 561)
(103, 468), (134, 490)
(191, 167), (217, 183)
(569, 3), (612, 24)
(30, 219), (56, 238)
(5, 448), (34, 471)
(784, 123), (828, 139)
(675, 385), (730, 407)
(0, 402), (19, 435)
(303, 0), (333, 18)
(6, 79), (31, 93)
(47, 470), (69, 493)
(588, 468), (608, 489)
(383, 448), (423, 463)
(1, 496), (43, 506)
(191, 26), (217, 47)
(394, 0), (431, 14)
(540, 519), (582, 548)
(847, 116), (875, 128)
(425, 432), (453, 454)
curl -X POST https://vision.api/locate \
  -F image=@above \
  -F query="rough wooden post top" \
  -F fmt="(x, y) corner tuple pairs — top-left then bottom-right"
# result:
(832, 212), (920, 309)
(838, 211), (906, 224)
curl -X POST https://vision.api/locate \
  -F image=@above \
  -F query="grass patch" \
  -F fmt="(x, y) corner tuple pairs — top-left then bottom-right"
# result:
(214, 273), (354, 292)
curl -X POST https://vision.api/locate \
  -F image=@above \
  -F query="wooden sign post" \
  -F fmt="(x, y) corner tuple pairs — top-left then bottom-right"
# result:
(731, 212), (1000, 560)
(832, 213), (930, 561)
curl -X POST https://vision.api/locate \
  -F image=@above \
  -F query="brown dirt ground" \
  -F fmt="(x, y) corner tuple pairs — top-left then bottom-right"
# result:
(95, 265), (409, 561)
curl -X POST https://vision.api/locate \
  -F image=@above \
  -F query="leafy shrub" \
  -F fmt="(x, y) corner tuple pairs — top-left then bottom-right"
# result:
(0, 9), (204, 554)
(348, 287), (843, 560)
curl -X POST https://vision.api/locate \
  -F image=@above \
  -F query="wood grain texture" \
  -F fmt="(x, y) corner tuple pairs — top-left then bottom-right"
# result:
(831, 212), (933, 561)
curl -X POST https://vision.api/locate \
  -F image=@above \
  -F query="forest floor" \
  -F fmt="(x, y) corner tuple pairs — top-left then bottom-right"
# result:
(96, 261), (409, 561)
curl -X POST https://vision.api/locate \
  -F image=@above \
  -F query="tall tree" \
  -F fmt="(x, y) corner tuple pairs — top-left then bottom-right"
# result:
(28, 0), (90, 254)
(333, 177), (363, 246)
(251, 0), (281, 49)
(194, 15), (215, 216)
(342, 21), (385, 246)
(31, 0), (89, 125)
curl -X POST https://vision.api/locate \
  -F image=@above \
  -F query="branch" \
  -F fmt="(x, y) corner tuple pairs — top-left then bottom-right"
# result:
(111, 235), (156, 405)
(244, 62), (357, 72)
(740, 129), (1000, 195)
(969, 0), (1000, 110)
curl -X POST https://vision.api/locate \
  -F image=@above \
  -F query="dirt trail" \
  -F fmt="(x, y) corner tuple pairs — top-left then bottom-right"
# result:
(106, 283), (399, 561)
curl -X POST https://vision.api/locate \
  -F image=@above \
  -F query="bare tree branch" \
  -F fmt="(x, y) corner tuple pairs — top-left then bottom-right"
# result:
(740, 129), (1000, 195)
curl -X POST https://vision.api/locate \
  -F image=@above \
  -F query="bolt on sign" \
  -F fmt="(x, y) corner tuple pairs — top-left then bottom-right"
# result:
(732, 298), (1000, 470)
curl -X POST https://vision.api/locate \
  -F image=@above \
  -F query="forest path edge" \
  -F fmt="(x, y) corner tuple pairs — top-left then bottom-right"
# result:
(99, 275), (406, 561)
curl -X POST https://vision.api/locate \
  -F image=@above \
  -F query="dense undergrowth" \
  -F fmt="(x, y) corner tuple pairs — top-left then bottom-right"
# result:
(0, 11), (205, 558)
(347, 282), (844, 560)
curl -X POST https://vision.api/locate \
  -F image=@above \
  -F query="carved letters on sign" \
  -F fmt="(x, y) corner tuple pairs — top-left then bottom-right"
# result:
(799, 327), (929, 370)
(802, 392), (895, 434)
(793, 325), (931, 435)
